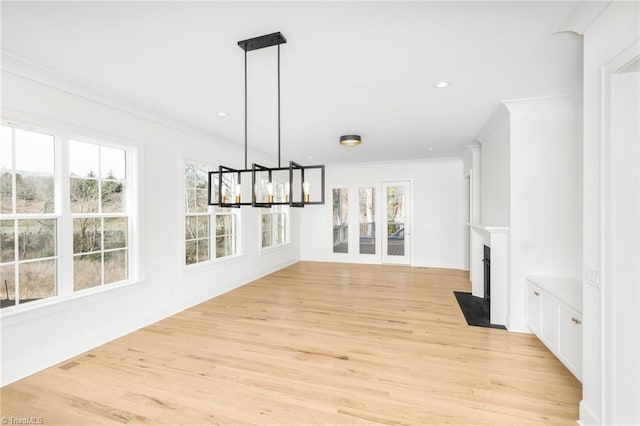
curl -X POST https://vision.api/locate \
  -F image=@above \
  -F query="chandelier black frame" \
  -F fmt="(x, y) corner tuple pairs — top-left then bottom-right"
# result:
(208, 32), (325, 208)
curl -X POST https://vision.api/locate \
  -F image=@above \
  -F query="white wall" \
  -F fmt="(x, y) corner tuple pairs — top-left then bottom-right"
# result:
(300, 159), (468, 270)
(607, 68), (640, 426)
(0, 60), (300, 386)
(581, 2), (640, 424)
(480, 108), (510, 227)
(475, 97), (582, 332)
(508, 100), (582, 332)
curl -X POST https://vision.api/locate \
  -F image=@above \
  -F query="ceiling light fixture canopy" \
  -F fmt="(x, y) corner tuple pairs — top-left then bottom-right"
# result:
(339, 134), (362, 146)
(208, 32), (325, 208)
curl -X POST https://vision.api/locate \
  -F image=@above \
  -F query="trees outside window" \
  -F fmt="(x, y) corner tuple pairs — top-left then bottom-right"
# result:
(261, 206), (288, 249)
(0, 123), (137, 310)
(1, 126), (57, 308)
(185, 161), (240, 265)
(70, 140), (129, 291)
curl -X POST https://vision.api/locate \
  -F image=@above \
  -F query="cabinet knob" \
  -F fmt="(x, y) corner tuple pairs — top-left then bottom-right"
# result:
(571, 317), (582, 324)
(533, 291), (540, 296)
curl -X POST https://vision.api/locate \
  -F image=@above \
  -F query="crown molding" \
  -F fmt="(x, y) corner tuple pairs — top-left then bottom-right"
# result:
(554, 1), (611, 36)
(1, 51), (274, 161)
(475, 93), (581, 144)
(501, 94), (578, 112)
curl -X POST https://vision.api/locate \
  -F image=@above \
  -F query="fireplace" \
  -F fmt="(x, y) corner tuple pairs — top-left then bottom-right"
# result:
(470, 224), (507, 327)
(482, 245), (491, 311)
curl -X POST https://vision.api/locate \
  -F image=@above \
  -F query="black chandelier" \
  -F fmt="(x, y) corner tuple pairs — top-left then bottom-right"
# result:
(208, 32), (325, 208)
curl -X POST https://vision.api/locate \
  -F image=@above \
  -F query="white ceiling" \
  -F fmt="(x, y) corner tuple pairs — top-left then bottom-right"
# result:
(1, 1), (582, 165)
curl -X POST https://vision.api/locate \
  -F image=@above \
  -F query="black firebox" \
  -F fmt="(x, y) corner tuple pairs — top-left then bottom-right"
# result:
(482, 245), (491, 311)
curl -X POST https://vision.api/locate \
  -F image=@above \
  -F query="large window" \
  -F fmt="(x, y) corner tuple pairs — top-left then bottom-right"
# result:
(1, 127), (57, 308)
(184, 161), (240, 265)
(0, 122), (137, 310)
(70, 140), (129, 291)
(261, 206), (288, 249)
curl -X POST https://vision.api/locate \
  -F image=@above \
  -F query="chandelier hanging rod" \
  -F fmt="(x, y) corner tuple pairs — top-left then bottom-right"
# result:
(208, 31), (325, 208)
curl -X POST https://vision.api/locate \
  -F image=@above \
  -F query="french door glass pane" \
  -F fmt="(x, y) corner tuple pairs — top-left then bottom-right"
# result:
(359, 187), (375, 255)
(386, 186), (406, 256)
(333, 188), (348, 253)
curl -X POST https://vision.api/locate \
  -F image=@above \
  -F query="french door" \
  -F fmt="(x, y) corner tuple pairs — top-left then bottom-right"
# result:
(381, 182), (411, 265)
(332, 181), (411, 264)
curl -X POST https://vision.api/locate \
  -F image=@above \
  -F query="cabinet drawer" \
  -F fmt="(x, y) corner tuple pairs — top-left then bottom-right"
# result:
(557, 303), (582, 381)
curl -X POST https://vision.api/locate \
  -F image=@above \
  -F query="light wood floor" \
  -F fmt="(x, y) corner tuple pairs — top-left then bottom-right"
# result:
(1, 262), (581, 425)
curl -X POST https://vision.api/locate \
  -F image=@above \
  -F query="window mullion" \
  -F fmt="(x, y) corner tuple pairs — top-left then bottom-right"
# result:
(9, 127), (19, 305)
(13, 219), (19, 305)
(58, 134), (73, 297)
(10, 127), (16, 215)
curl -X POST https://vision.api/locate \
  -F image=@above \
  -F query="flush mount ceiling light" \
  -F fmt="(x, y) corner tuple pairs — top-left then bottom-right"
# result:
(217, 111), (228, 117)
(434, 81), (450, 89)
(339, 135), (362, 146)
(208, 32), (325, 208)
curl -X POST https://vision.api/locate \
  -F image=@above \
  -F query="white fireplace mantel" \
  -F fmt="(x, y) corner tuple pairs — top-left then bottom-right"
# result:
(469, 223), (509, 327)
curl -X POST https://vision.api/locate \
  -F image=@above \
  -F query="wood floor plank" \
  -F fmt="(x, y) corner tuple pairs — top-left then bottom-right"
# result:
(1, 262), (581, 425)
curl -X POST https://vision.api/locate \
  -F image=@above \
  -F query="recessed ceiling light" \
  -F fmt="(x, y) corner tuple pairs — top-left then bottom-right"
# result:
(307, 156), (313, 160)
(434, 81), (450, 89)
(217, 111), (228, 117)
(426, 147), (435, 151)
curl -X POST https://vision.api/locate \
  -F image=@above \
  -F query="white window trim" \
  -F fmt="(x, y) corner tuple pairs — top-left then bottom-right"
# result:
(181, 156), (244, 271)
(259, 206), (290, 253)
(0, 117), (141, 315)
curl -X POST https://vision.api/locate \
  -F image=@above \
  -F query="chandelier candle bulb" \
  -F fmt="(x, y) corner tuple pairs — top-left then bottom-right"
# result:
(303, 181), (310, 203)
(284, 182), (290, 202)
(235, 184), (242, 203)
(267, 181), (275, 203)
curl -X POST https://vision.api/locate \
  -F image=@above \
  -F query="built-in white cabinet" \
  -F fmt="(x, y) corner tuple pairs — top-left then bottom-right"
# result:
(557, 303), (582, 380)
(526, 276), (582, 382)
